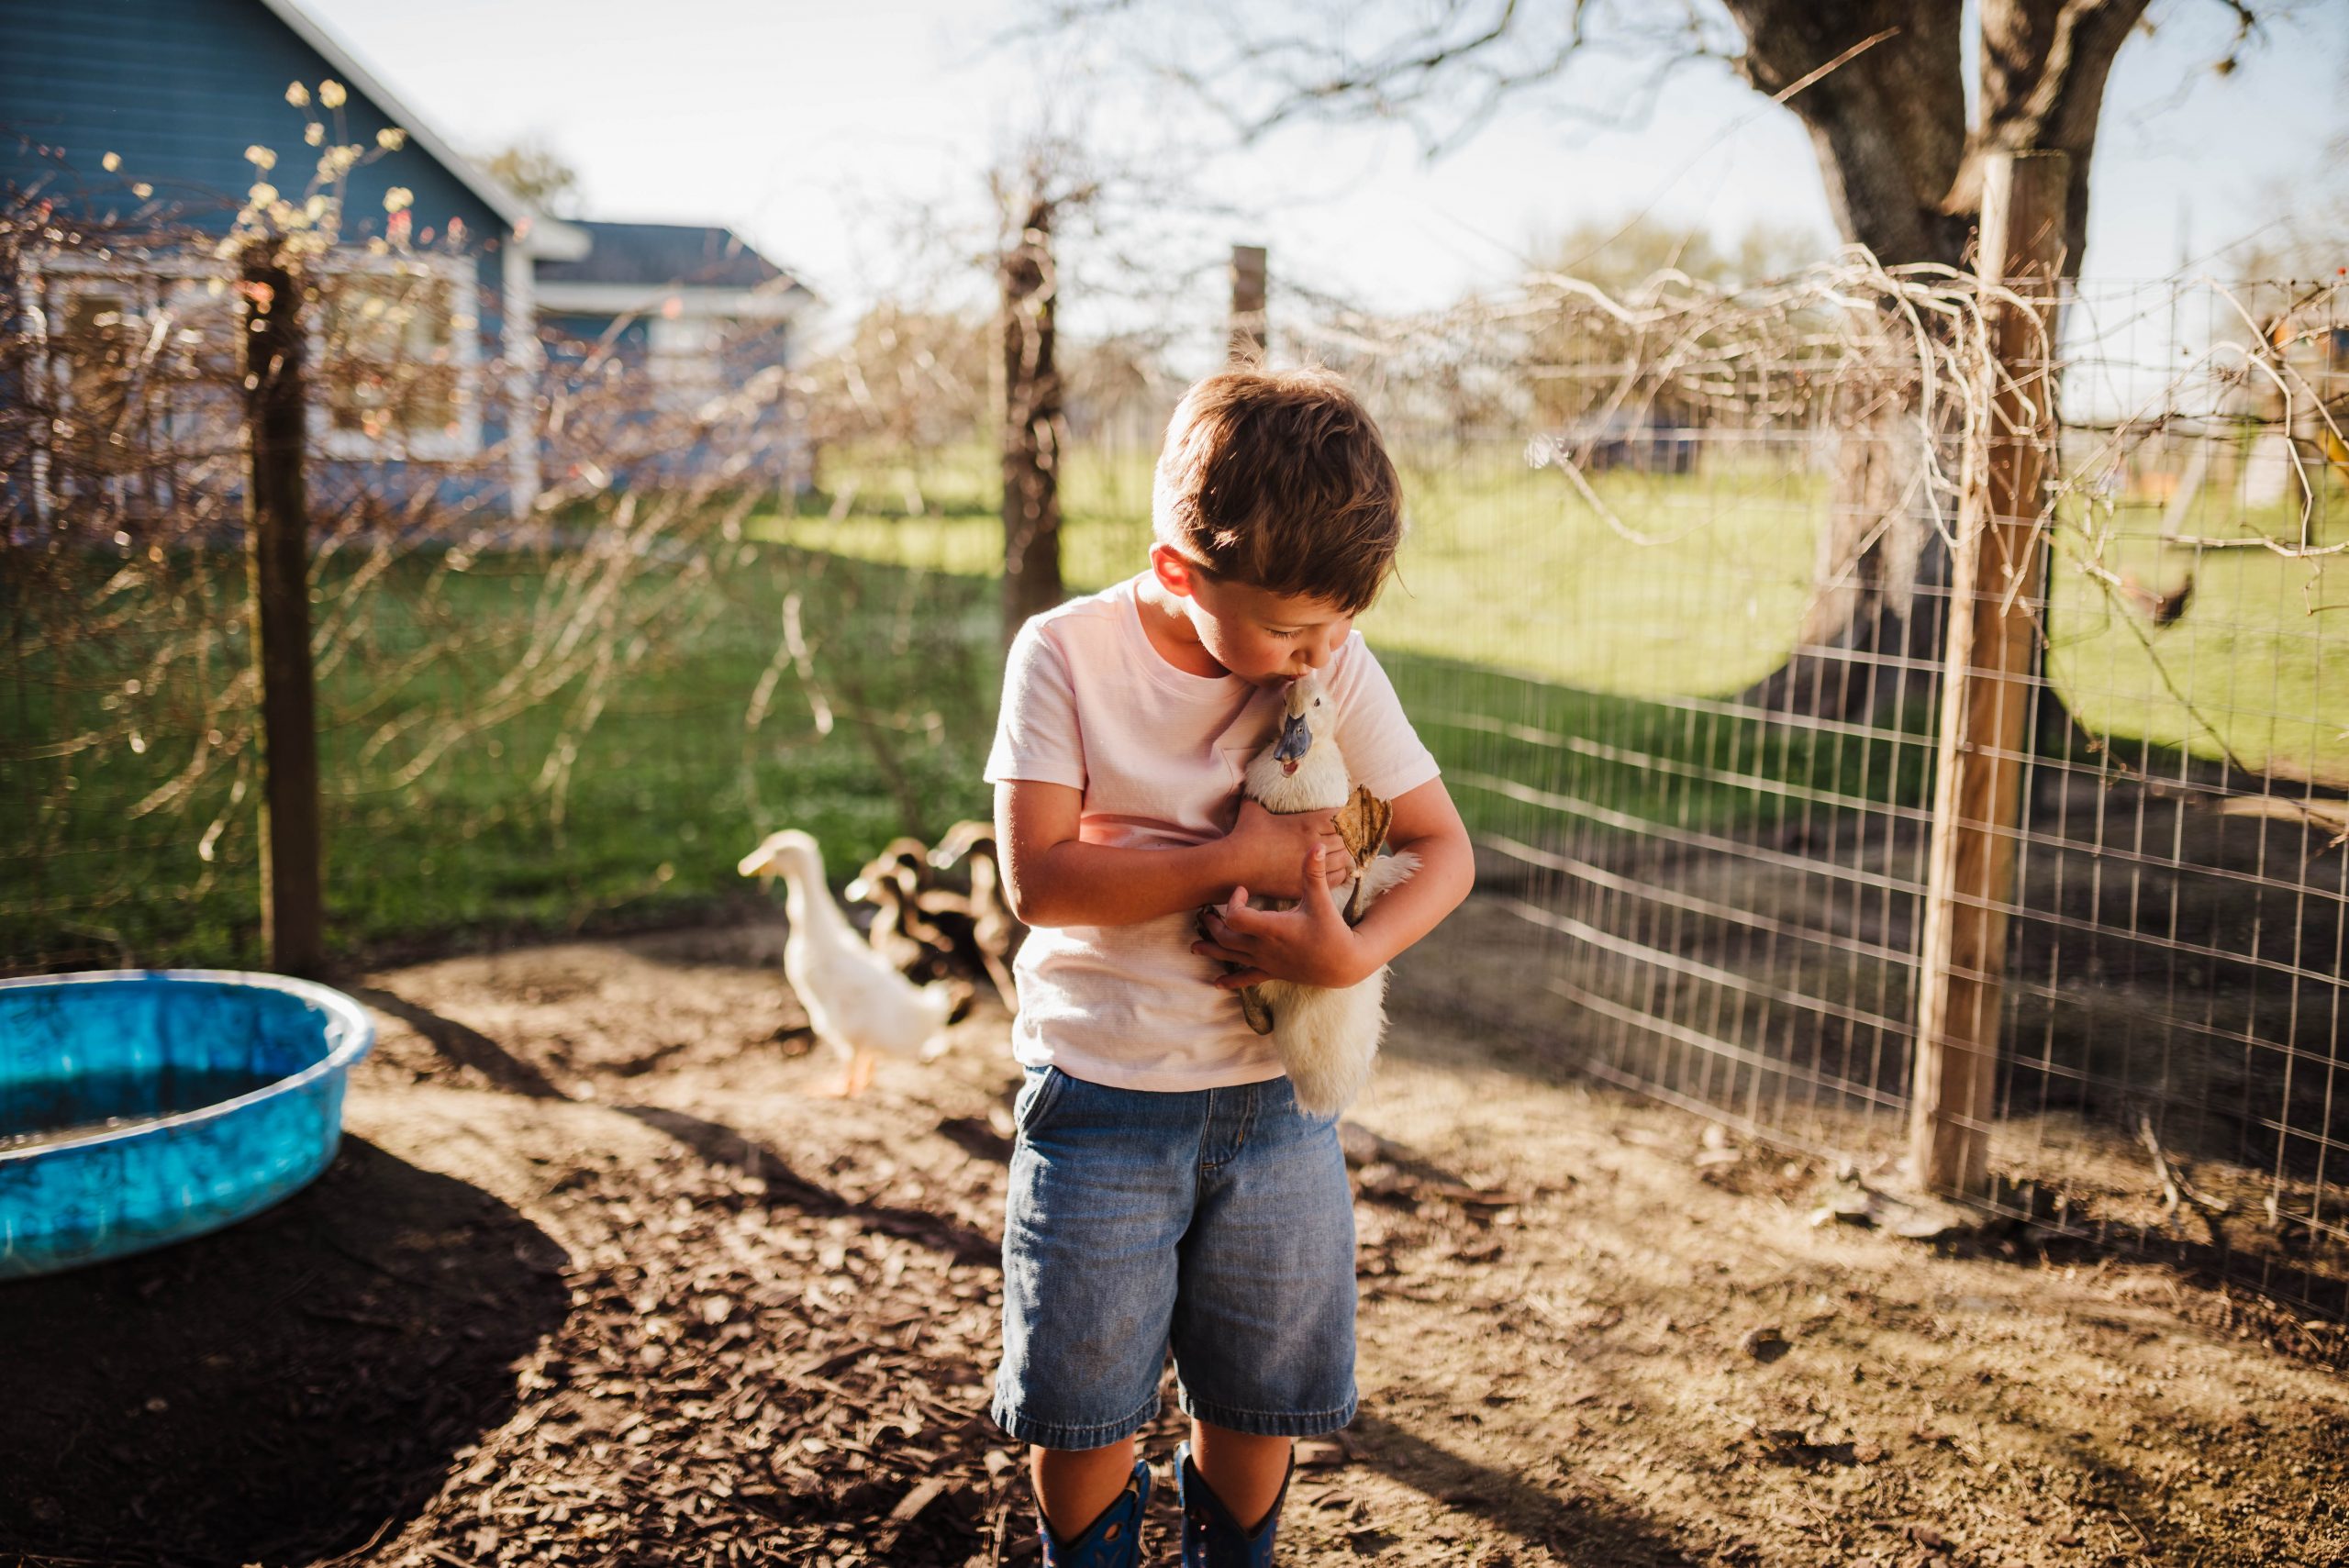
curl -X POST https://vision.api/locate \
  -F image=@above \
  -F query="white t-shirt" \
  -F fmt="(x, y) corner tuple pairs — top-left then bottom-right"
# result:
(984, 573), (1442, 1090)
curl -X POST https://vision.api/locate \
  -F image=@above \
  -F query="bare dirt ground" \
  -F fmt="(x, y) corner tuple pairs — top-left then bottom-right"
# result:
(6, 896), (2349, 1567)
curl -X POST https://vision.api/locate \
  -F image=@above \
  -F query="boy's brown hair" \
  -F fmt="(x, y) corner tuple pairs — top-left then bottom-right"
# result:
(1152, 367), (1402, 614)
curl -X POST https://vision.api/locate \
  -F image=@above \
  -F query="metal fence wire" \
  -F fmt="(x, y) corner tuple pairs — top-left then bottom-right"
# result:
(6, 176), (2345, 1318)
(0, 190), (960, 974)
(1305, 263), (2347, 1318)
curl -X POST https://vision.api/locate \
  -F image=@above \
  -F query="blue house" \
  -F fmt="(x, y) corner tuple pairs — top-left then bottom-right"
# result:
(534, 220), (811, 492)
(1, 0), (807, 518)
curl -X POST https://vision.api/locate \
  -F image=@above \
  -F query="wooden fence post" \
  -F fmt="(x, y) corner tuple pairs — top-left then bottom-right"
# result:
(1000, 194), (1063, 644)
(1909, 150), (2069, 1196)
(242, 245), (326, 978)
(1229, 243), (1267, 366)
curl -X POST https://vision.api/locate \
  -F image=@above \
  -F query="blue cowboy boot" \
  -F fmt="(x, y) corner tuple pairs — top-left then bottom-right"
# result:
(1036, 1455), (1151, 1568)
(1175, 1439), (1293, 1567)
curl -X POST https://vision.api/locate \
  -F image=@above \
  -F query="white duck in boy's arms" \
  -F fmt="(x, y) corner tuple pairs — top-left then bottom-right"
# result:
(1208, 673), (1418, 1116)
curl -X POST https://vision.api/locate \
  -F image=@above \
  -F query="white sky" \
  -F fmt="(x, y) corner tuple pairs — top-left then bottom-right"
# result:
(305, 0), (2345, 338)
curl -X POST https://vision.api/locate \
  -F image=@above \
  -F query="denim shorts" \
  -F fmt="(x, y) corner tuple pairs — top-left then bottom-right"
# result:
(991, 1063), (1360, 1450)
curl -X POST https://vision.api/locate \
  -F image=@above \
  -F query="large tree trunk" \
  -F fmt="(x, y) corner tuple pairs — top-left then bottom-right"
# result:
(1725, 0), (2146, 720)
(1764, 428), (1946, 722)
(1000, 195), (1064, 643)
(1726, 0), (1973, 272)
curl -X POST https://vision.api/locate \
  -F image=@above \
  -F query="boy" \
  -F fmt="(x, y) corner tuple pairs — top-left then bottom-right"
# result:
(986, 367), (1475, 1566)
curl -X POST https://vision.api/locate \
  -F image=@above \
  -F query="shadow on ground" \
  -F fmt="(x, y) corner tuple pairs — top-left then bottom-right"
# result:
(615, 1103), (1004, 1264)
(350, 984), (573, 1101)
(1350, 1409), (1704, 1567)
(0, 1136), (570, 1568)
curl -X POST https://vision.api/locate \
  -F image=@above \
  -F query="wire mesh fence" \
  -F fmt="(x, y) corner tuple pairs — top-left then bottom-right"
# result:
(1307, 264), (1959, 1178)
(6, 150), (2344, 1318)
(1307, 262), (2348, 1318)
(0, 172), (982, 974)
(1997, 274), (2346, 1311)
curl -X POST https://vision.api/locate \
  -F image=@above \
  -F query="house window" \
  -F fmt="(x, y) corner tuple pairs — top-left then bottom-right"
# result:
(54, 284), (141, 426)
(23, 253), (244, 516)
(647, 312), (724, 412)
(28, 248), (486, 478)
(312, 254), (483, 461)
(153, 272), (243, 467)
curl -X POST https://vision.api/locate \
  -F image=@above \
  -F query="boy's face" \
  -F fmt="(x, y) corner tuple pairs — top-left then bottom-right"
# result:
(1150, 544), (1355, 687)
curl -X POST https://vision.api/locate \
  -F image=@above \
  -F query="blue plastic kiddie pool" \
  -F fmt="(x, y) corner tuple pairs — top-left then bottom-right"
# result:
(0, 970), (375, 1280)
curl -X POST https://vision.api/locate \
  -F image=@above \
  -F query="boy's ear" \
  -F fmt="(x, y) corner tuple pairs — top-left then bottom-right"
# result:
(1149, 542), (1204, 600)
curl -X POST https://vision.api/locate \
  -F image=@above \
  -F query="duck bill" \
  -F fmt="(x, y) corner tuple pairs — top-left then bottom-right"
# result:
(1274, 712), (1312, 765)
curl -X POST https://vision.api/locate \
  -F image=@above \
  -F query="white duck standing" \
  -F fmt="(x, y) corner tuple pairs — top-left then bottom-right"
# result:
(1221, 673), (1418, 1117)
(738, 828), (956, 1096)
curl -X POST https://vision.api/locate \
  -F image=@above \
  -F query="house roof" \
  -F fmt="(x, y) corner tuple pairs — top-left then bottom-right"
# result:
(252, 0), (587, 258)
(538, 221), (807, 295)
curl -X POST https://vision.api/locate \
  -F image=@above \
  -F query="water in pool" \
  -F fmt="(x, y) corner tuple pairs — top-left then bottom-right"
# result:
(0, 1065), (284, 1152)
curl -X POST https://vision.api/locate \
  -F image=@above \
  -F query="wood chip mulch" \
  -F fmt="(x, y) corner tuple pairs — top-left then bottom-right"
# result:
(365, 1149), (1028, 1568)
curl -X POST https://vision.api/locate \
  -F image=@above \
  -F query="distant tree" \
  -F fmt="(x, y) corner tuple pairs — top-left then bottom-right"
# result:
(993, 139), (1104, 643)
(1531, 215), (1826, 293)
(798, 302), (992, 458)
(1511, 216), (1829, 430)
(483, 141), (582, 217)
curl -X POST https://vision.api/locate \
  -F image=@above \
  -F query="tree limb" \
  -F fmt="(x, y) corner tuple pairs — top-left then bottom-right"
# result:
(1722, 0), (1971, 267)
(1945, 0), (2153, 273)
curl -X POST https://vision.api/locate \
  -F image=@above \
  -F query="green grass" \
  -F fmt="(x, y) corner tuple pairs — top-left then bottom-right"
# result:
(1377, 649), (1939, 856)
(1363, 454), (1825, 697)
(2, 542), (1004, 970)
(8, 440), (2340, 970)
(762, 443), (1931, 854)
(2046, 488), (2349, 784)
(780, 439), (2349, 776)
(772, 442), (1828, 698)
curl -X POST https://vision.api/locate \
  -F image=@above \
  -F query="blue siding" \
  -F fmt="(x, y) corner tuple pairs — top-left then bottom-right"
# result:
(0, 0), (499, 252)
(2, 0), (516, 506)
(536, 311), (802, 493)
(541, 312), (650, 360)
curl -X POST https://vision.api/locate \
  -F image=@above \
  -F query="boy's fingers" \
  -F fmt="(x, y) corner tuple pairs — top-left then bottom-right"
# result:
(1322, 834), (1353, 884)
(1301, 845), (1339, 911)
(1208, 901), (1256, 940)
(1196, 907), (1250, 946)
(1214, 968), (1272, 989)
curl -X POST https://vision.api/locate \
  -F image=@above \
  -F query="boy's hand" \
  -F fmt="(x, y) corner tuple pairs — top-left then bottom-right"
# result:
(1193, 846), (1373, 989)
(1222, 799), (1352, 899)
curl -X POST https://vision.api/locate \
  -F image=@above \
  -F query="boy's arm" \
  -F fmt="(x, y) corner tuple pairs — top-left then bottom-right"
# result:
(1191, 774), (1475, 988)
(996, 779), (1353, 929)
